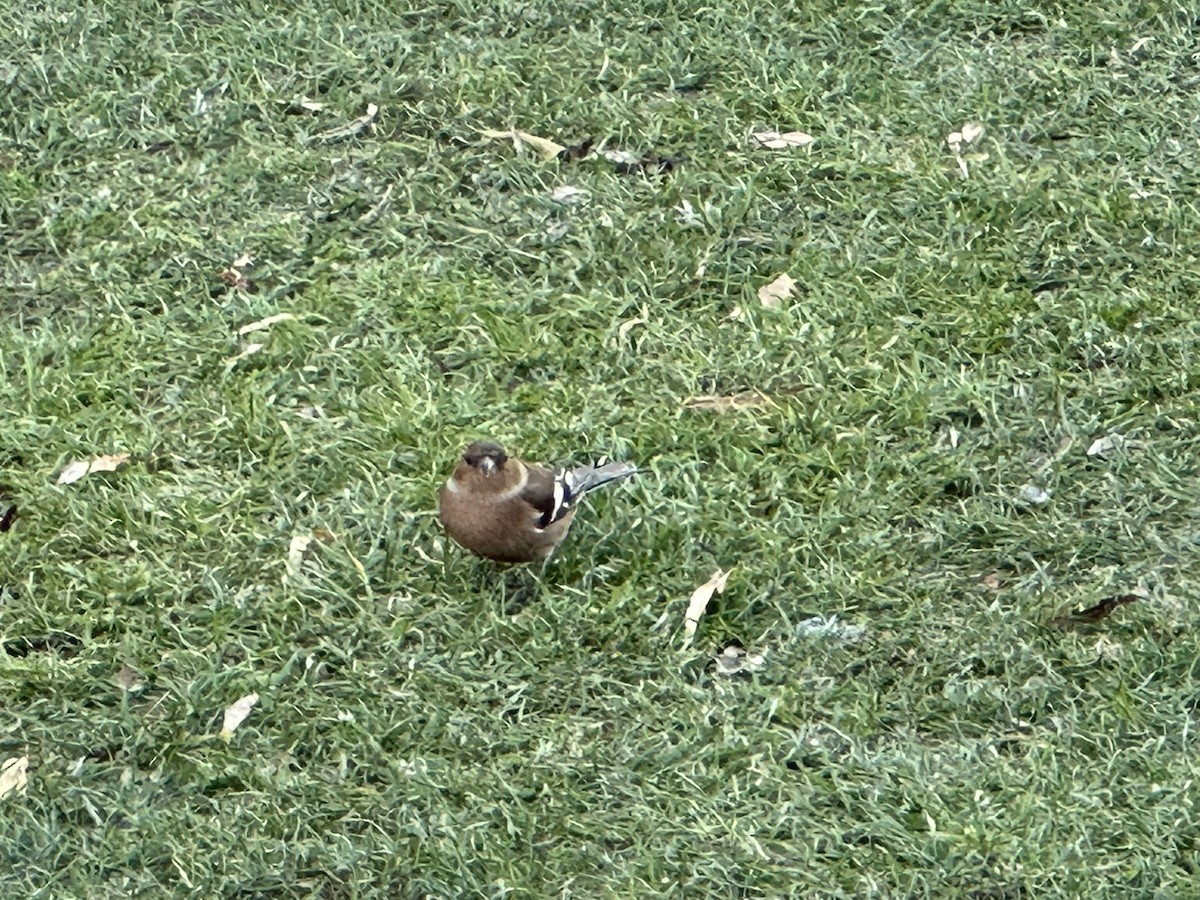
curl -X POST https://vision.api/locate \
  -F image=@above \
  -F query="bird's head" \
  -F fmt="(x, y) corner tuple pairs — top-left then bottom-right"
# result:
(462, 441), (508, 477)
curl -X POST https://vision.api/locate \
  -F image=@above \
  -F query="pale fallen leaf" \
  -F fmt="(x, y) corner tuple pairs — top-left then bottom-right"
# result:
(683, 568), (731, 647)
(674, 199), (701, 226)
(1094, 634), (1124, 660)
(757, 273), (797, 308)
(57, 460), (90, 484)
(935, 425), (961, 450)
(318, 103), (379, 143)
(192, 86), (210, 116)
(550, 185), (587, 203)
(753, 130), (815, 149)
(479, 128), (565, 161)
(683, 391), (774, 412)
(944, 123), (986, 179)
(231, 252), (254, 269)
(1129, 37), (1153, 54)
(960, 121), (985, 145)
(981, 573), (1004, 592)
(617, 311), (647, 340)
(1087, 433), (1125, 456)
(714, 644), (767, 675)
(57, 453), (130, 485)
(285, 533), (314, 582)
(224, 342), (264, 366)
(238, 313), (296, 336)
(601, 149), (640, 165)
(220, 693), (259, 741)
(0, 756), (28, 800)
(1018, 484), (1051, 505)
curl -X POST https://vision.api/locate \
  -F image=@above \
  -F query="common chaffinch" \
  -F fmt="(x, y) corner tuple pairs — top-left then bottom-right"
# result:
(437, 440), (637, 563)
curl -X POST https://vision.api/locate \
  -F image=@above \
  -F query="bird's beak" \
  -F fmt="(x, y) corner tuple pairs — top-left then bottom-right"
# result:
(477, 457), (497, 476)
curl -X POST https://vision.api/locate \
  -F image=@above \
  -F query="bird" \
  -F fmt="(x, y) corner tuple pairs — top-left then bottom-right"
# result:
(438, 440), (637, 563)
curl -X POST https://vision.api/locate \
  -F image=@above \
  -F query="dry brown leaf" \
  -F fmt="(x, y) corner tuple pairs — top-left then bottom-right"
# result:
(683, 391), (774, 412)
(219, 255), (253, 291)
(57, 453), (130, 485)
(0, 756), (28, 800)
(981, 573), (1004, 592)
(1054, 593), (1140, 626)
(115, 664), (144, 692)
(757, 273), (797, 308)
(479, 128), (565, 161)
(220, 693), (259, 741)
(219, 268), (250, 291)
(683, 568), (731, 646)
(238, 313), (296, 336)
(753, 130), (814, 149)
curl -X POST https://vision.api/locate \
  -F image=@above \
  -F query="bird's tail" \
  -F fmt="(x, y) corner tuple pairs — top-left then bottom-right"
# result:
(566, 459), (638, 496)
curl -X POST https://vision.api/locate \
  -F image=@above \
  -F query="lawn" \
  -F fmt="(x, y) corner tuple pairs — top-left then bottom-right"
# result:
(3, 0), (1200, 896)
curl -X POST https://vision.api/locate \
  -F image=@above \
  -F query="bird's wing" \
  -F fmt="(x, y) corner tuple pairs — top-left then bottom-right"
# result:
(521, 459), (638, 529)
(519, 465), (571, 529)
(569, 460), (638, 494)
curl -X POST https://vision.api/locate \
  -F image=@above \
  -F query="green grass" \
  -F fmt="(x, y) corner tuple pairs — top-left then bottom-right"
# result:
(3, 0), (1200, 896)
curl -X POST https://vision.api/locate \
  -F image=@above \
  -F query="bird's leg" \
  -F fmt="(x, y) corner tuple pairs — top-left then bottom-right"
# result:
(502, 567), (540, 616)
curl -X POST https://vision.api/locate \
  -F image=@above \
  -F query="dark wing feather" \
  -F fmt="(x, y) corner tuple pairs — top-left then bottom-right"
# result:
(519, 466), (569, 529)
(568, 460), (637, 494)
(520, 460), (637, 529)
